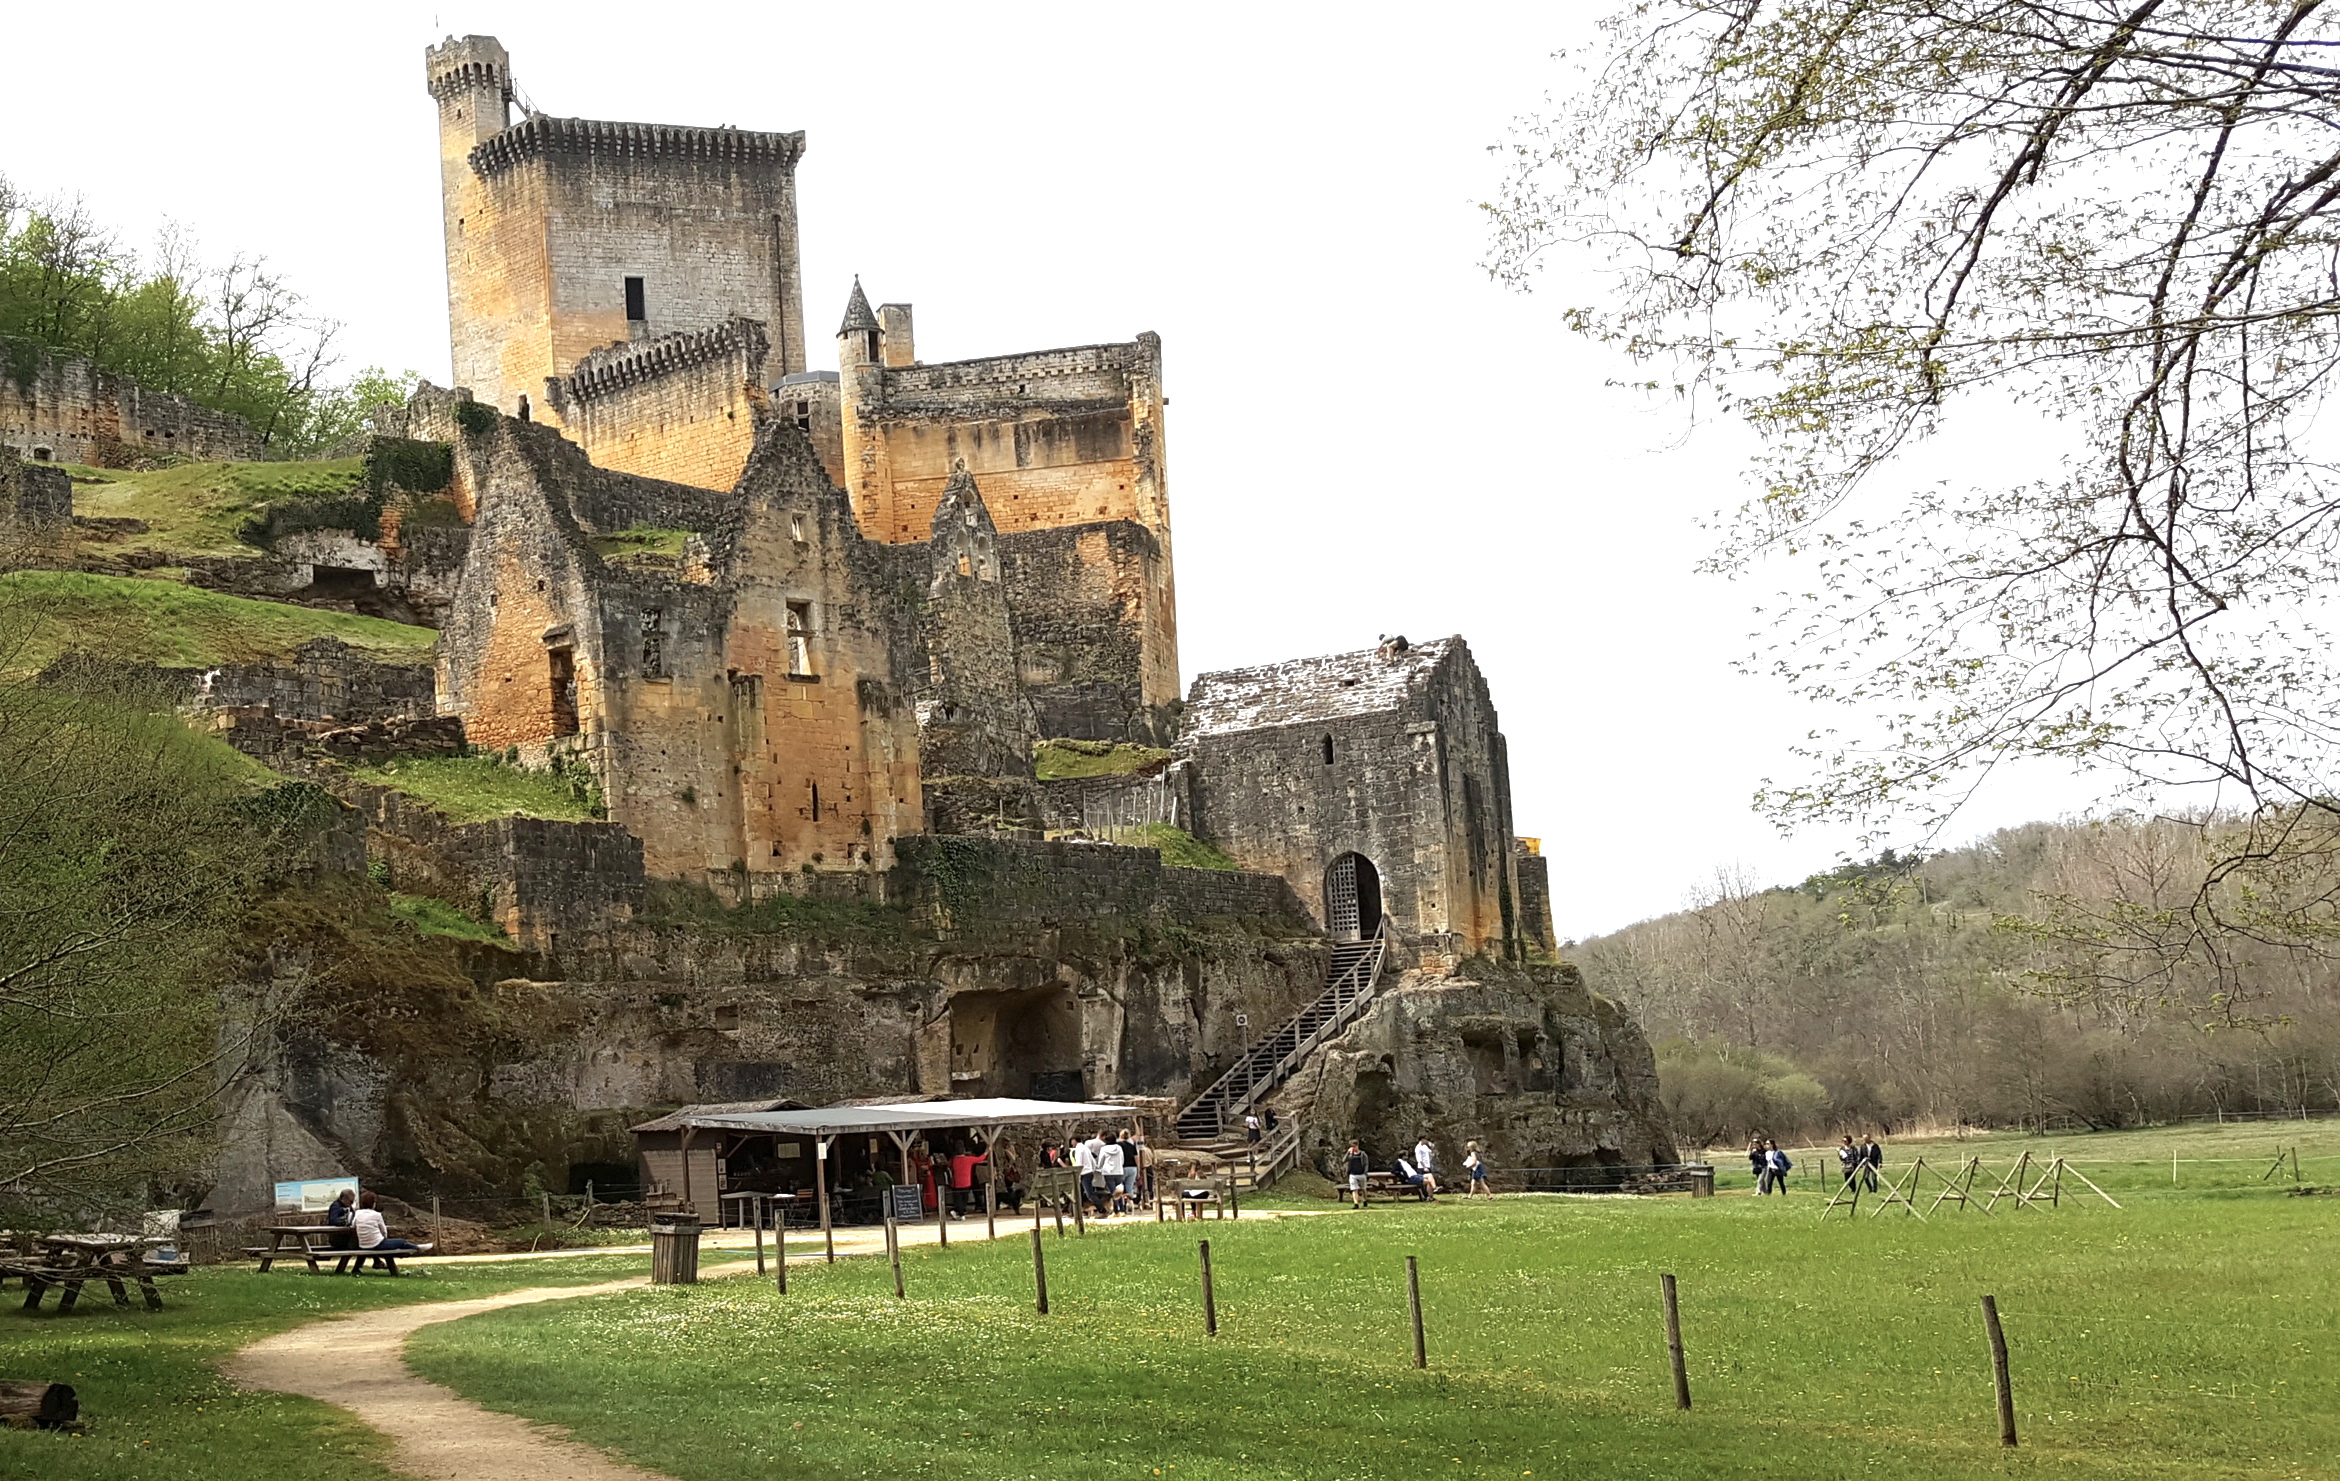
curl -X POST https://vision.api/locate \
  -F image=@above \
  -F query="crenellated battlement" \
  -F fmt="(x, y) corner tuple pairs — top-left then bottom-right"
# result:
(471, 115), (807, 179)
(425, 35), (511, 102)
(561, 318), (771, 405)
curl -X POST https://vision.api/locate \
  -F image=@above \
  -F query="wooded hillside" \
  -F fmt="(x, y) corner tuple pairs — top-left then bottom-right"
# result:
(1576, 819), (2340, 1146)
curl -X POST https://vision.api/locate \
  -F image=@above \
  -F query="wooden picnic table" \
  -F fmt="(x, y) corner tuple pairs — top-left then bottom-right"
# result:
(249, 1225), (439, 1275)
(11, 1233), (181, 1313)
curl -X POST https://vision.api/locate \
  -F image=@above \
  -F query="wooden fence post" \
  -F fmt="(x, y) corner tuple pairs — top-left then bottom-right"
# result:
(775, 1210), (786, 1295)
(887, 1214), (905, 1300)
(1073, 1181), (1086, 1235)
(1661, 1273), (1690, 1410)
(1981, 1295), (2016, 1447)
(1406, 1255), (1427, 1369)
(1199, 1239), (1218, 1336)
(752, 1200), (765, 1276)
(431, 1195), (442, 1250)
(541, 1191), (552, 1226)
(1031, 1228), (1049, 1315)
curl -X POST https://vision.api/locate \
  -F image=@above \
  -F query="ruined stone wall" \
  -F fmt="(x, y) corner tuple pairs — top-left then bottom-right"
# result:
(892, 835), (1308, 931)
(437, 406), (919, 887)
(1514, 844), (1557, 955)
(2, 458), (73, 563)
(1280, 963), (1675, 1177)
(544, 318), (769, 492)
(1035, 763), (1190, 833)
(995, 519), (1179, 743)
(189, 637), (439, 722)
(343, 780), (645, 952)
(428, 37), (807, 421)
(0, 342), (263, 467)
(775, 371), (843, 485)
(913, 468), (1037, 785)
(839, 331), (1167, 545)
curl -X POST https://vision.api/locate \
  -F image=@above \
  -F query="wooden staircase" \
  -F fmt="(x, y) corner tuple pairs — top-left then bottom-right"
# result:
(1174, 923), (1389, 1144)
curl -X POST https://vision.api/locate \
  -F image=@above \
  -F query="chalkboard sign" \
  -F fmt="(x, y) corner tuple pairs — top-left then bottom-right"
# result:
(888, 1184), (924, 1223)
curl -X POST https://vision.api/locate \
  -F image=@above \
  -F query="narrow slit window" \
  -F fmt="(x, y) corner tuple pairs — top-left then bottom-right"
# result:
(624, 276), (647, 323)
(810, 782), (821, 822)
(549, 647), (580, 736)
(1322, 734), (1335, 765)
(516, 393), (531, 422)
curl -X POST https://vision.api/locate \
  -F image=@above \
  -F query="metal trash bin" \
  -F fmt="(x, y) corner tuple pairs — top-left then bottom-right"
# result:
(649, 1214), (701, 1284)
(1685, 1164), (1716, 1199)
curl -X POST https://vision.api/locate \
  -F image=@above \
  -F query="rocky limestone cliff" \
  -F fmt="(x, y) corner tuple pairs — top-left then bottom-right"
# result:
(1279, 961), (1674, 1177)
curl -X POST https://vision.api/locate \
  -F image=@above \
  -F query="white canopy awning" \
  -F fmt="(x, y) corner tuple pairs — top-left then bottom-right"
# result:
(631, 1096), (1135, 1138)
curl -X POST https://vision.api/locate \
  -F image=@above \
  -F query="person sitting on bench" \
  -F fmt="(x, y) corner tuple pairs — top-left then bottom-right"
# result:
(351, 1191), (422, 1266)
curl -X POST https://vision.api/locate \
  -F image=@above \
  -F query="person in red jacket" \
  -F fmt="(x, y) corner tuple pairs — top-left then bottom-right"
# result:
(947, 1147), (989, 1218)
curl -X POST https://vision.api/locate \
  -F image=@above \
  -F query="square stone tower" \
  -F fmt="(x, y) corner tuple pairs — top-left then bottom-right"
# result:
(424, 36), (807, 489)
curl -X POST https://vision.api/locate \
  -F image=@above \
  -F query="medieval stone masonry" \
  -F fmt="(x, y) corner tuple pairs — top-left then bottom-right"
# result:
(109, 35), (1678, 1212)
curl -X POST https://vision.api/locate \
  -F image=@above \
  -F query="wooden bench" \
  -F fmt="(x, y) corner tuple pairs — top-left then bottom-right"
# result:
(1362, 1171), (1431, 1202)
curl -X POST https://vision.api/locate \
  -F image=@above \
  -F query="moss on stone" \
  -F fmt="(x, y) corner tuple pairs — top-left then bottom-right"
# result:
(349, 755), (604, 824)
(1033, 737), (1176, 780)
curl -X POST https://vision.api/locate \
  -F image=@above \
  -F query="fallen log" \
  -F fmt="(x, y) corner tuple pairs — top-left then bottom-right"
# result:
(0, 1380), (79, 1428)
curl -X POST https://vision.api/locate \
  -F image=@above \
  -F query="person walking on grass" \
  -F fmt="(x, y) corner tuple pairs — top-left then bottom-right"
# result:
(1345, 1140), (1371, 1207)
(1862, 1133), (1885, 1192)
(1463, 1140), (1492, 1197)
(1836, 1135), (1861, 1190)
(1763, 1140), (1793, 1195)
(1748, 1136), (1769, 1193)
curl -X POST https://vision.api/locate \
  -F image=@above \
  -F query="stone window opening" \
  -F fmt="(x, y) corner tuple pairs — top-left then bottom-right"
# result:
(786, 601), (814, 678)
(789, 514), (806, 544)
(516, 393), (531, 422)
(548, 646), (580, 736)
(864, 329), (881, 360)
(30, 447), (51, 461)
(1322, 734), (1334, 765)
(810, 782), (822, 822)
(624, 276), (647, 323)
(957, 553), (972, 577)
(640, 608), (664, 678)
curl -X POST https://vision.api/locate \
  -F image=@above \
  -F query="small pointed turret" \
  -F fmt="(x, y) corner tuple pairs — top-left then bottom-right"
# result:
(839, 278), (878, 337)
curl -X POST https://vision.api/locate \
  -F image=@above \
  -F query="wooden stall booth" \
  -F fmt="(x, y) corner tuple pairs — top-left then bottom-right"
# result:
(630, 1095), (1134, 1257)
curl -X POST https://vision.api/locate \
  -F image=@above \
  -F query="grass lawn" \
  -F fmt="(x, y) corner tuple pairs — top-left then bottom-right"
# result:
(0, 1251), (745, 1481)
(403, 1153), (2340, 1480)
(0, 571), (437, 675)
(345, 755), (601, 824)
(69, 459), (369, 556)
(1075, 821), (1241, 870)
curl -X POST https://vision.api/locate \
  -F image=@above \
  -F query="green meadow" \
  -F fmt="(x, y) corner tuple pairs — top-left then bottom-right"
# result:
(4, 1121), (2334, 1481)
(402, 1128), (2340, 1480)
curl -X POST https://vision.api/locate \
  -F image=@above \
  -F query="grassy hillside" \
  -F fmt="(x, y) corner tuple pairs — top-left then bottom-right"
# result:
(348, 755), (602, 824)
(69, 458), (369, 555)
(0, 571), (436, 675)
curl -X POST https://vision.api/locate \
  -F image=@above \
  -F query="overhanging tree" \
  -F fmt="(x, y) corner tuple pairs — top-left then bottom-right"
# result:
(1488, 1), (2340, 1015)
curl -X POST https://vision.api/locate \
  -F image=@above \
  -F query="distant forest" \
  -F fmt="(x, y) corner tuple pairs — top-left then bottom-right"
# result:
(1575, 818), (2340, 1147)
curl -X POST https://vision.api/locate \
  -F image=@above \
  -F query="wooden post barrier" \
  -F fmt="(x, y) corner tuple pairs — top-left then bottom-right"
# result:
(541, 1191), (552, 1227)
(1406, 1255), (1427, 1369)
(1073, 1178), (1086, 1236)
(1981, 1295), (2016, 1447)
(817, 1137), (835, 1263)
(1661, 1273), (1691, 1410)
(2059, 1161), (2124, 1209)
(1199, 1239), (1218, 1336)
(1055, 1202), (1066, 1238)
(775, 1212), (786, 1295)
(431, 1195), (442, 1250)
(887, 1214), (905, 1299)
(752, 1200), (765, 1275)
(1229, 1166), (1241, 1220)
(1031, 1227), (1050, 1314)
(936, 1182), (948, 1248)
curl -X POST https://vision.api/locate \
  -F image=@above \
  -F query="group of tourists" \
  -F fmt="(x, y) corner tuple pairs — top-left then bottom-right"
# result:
(1340, 1134), (1494, 1205)
(1744, 1134), (1885, 1194)
(1042, 1127), (1153, 1218)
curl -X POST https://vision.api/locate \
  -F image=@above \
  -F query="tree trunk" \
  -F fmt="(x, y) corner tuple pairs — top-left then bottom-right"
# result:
(0, 1381), (79, 1428)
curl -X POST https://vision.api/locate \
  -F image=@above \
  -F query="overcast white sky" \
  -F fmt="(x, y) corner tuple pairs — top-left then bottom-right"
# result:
(10, 2), (2087, 937)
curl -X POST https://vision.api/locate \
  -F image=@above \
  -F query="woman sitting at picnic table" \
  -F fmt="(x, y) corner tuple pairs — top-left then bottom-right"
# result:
(351, 1191), (422, 1263)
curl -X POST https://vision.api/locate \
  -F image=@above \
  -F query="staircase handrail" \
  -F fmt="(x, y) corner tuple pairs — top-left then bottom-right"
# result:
(1176, 921), (1389, 1137)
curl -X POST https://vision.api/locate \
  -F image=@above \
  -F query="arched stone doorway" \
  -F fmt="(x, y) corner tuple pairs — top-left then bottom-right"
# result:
(1324, 852), (1383, 942)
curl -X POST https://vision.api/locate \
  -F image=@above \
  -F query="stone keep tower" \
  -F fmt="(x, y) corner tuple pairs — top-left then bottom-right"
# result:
(424, 36), (807, 491)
